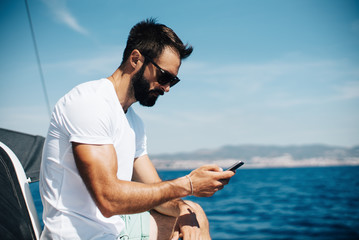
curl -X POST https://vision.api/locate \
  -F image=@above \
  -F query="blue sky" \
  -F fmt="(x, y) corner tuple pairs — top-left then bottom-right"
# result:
(1, 0), (359, 154)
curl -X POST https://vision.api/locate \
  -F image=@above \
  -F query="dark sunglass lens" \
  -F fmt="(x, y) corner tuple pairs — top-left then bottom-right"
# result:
(157, 72), (172, 85)
(170, 77), (180, 87)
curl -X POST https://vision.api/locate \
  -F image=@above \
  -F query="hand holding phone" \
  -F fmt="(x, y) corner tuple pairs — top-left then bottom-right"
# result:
(226, 161), (244, 171)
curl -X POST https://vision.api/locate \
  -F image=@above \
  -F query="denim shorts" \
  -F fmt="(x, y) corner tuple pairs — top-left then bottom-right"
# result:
(117, 212), (150, 240)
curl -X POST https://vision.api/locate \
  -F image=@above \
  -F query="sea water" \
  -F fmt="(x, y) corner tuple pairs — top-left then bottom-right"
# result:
(30, 166), (359, 239)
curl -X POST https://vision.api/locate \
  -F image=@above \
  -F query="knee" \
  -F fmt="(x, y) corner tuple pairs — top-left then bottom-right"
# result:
(184, 200), (204, 214)
(184, 200), (208, 224)
(183, 200), (210, 238)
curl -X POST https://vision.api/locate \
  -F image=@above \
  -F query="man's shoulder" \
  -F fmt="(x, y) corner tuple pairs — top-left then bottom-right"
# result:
(72, 78), (113, 95)
(54, 79), (118, 118)
(51, 79), (122, 139)
(60, 79), (115, 104)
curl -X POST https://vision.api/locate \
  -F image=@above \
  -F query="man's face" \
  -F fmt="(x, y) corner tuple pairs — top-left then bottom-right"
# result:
(132, 48), (181, 107)
(131, 63), (164, 107)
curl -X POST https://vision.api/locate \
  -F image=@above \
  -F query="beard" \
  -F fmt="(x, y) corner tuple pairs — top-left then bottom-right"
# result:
(131, 64), (164, 107)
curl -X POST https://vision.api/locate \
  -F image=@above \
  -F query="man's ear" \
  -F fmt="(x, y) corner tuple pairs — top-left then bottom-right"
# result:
(129, 49), (142, 69)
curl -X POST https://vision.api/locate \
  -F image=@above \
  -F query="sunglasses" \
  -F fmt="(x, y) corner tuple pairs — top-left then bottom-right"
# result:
(142, 55), (180, 87)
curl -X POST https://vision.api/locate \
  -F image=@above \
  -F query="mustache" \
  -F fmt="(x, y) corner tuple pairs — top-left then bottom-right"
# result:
(150, 89), (164, 96)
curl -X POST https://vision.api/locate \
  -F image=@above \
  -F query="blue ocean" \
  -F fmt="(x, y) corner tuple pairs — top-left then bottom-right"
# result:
(30, 166), (359, 239)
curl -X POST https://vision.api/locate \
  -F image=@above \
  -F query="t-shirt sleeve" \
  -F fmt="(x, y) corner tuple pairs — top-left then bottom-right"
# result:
(59, 94), (114, 145)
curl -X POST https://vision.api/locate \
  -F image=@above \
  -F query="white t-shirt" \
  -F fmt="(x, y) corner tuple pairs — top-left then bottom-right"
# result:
(39, 78), (147, 239)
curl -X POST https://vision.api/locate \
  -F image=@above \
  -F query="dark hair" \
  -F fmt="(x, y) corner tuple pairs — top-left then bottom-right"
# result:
(121, 18), (193, 66)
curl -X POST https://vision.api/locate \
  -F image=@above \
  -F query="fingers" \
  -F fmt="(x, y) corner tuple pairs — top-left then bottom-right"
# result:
(219, 178), (230, 186)
(171, 231), (181, 240)
(199, 164), (223, 172)
(191, 165), (235, 181)
(181, 226), (200, 240)
(187, 164), (236, 197)
(171, 221), (182, 240)
(203, 168), (235, 182)
(217, 169), (235, 180)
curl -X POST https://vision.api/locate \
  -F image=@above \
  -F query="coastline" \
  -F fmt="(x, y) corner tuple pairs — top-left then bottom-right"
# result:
(152, 156), (359, 170)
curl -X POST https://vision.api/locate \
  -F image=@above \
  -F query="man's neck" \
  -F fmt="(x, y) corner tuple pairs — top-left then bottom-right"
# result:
(108, 68), (136, 112)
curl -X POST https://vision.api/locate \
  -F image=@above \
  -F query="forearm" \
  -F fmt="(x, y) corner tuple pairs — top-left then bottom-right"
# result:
(132, 154), (191, 217)
(97, 176), (190, 217)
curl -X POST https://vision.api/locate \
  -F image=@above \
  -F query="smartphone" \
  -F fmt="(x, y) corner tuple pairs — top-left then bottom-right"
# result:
(226, 161), (244, 171)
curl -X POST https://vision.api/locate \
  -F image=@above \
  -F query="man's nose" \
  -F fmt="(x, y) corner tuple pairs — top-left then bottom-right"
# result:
(161, 84), (170, 93)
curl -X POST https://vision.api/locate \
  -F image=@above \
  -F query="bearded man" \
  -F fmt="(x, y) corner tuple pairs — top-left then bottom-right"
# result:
(40, 18), (234, 240)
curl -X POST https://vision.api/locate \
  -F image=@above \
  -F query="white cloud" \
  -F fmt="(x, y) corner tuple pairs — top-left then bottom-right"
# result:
(42, 0), (88, 35)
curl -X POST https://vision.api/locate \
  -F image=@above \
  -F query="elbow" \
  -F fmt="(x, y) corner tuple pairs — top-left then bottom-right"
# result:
(101, 210), (114, 218)
(96, 195), (130, 218)
(96, 197), (139, 217)
(96, 198), (116, 218)
(98, 203), (116, 218)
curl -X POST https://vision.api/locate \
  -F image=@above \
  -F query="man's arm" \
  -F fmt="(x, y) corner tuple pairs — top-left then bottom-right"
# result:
(72, 143), (189, 217)
(132, 154), (187, 217)
(72, 143), (234, 218)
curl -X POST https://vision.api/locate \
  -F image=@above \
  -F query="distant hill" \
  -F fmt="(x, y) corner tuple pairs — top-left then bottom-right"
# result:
(151, 144), (359, 170)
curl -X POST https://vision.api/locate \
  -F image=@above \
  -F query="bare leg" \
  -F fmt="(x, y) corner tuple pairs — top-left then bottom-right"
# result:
(149, 209), (176, 240)
(184, 201), (210, 239)
(149, 200), (211, 240)
(149, 213), (160, 240)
